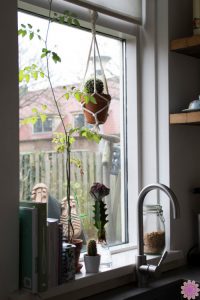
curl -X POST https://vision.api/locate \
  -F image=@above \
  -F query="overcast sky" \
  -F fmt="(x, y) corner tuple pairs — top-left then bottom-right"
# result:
(18, 11), (121, 91)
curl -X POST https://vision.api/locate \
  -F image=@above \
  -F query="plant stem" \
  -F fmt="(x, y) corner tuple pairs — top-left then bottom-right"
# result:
(46, 0), (73, 242)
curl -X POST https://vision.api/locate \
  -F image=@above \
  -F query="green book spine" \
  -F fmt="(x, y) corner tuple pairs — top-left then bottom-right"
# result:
(20, 201), (48, 292)
(19, 207), (38, 293)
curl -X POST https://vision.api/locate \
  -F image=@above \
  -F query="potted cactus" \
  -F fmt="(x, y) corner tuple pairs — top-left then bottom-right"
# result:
(84, 239), (100, 273)
(82, 78), (111, 125)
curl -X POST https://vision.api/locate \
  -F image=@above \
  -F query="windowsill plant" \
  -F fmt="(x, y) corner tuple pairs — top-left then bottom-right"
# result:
(84, 239), (100, 273)
(18, 0), (101, 275)
(90, 182), (112, 268)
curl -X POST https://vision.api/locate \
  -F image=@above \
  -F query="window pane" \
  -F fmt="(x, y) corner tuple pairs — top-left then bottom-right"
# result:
(43, 118), (52, 132)
(74, 114), (85, 128)
(33, 118), (42, 133)
(18, 11), (125, 246)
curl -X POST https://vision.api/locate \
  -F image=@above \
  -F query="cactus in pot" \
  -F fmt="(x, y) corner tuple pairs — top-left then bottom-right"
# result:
(87, 239), (98, 256)
(84, 239), (100, 273)
(84, 78), (104, 94)
(82, 78), (111, 125)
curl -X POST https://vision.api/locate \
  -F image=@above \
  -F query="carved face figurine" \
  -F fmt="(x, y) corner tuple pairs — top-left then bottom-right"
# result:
(31, 183), (48, 203)
(60, 196), (81, 240)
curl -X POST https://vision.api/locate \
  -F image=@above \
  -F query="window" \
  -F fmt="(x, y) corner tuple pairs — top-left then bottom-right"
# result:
(73, 112), (93, 129)
(18, 10), (127, 247)
(33, 117), (53, 133)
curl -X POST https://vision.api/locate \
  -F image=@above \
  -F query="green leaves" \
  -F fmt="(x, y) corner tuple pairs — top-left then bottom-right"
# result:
(74, 92), (81, 102)
(54, 10), (80, 27)
(29, 32), (34, 40)
(41, 48), (61, 64)
(20, 105), (48, 126)
(18, 23), (41, 40)
(18, 28), (27, 37)
(80, 128), (101, 143)
(52, 132), (66, 153)
(64, 92), (69, 100)
(41, 48), (51, 58)
(52, 52), (61, 63)
(18, 64), (45, 83)
(83, 94), (97, 104)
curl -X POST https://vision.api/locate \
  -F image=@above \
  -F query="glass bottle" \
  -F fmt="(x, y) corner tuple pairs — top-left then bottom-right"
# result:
(96, 229), (112, 269)
(143, 204), (165, 255)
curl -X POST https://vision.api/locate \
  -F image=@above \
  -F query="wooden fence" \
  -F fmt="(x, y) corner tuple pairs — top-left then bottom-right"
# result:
(20, 150), (122, 244)
(20, 150), (102, 200)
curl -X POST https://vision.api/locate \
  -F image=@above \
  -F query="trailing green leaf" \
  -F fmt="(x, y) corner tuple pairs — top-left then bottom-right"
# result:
(19, 64), (45, 83)
(52, 52), (61, 63)
(29, 32), (34, 40)
(64, 92), (69, 100)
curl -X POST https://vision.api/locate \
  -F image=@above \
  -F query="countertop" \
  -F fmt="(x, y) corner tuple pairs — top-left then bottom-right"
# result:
(83, 266), (200, 300)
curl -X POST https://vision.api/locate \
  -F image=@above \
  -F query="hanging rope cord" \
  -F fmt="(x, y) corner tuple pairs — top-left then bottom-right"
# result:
(81, 10), (111, 128)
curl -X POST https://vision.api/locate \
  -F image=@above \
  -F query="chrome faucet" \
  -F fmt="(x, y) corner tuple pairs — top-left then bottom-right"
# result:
(136, 183), (180, 287)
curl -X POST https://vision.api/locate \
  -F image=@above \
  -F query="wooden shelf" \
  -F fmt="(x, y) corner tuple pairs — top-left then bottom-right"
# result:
(170, 111), (200, 125)
(170, 35), (200, 58)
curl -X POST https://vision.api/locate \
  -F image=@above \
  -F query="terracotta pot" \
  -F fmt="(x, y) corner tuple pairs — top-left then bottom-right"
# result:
(72, 238), (83, 273)
(82, 93), (111, 125)
(84, 254), (101, 273)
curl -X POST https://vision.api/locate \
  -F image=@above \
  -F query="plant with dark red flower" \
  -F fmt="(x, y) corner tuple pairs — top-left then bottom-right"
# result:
(90, 182), (110, 242)
(90, 182), (110, 201)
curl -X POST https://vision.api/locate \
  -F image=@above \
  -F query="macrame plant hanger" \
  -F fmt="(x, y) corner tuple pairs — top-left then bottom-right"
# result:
(81, 10), (111, 131)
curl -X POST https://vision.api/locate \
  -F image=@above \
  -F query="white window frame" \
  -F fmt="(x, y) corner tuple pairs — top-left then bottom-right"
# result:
(1, 1), (180, 298)
(18, 0), (141, 250)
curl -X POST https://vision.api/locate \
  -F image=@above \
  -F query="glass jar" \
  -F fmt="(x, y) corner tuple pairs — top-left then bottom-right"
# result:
(143, 204), (165, 255)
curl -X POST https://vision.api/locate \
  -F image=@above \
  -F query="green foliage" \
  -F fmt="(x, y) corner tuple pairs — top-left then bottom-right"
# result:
(87, 239), (97, 256)
(54, 10), (80, 27)
(19, 64), (44, 83)
(52, 128), (101, 152)
(20, 105), (47, 126)
(41, 48), (61, 63)
(84, 78), (104, 94)
(79, 128), (101, 143)
(18, 23), (41, 40)
(93, 199), (108, 241)
(82, 94), (97, 104)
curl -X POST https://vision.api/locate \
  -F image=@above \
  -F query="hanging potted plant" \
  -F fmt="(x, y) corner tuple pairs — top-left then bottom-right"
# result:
(84, 239), (100, 273)
(82, 78), (111, 125)
(81, 11), (111, 127)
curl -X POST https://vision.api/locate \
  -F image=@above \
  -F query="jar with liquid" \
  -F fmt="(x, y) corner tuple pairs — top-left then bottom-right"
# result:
(143, 204), (165, 255)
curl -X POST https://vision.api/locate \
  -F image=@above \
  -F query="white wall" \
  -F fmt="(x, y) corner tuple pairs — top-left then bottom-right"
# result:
(0, 1), (19, 299)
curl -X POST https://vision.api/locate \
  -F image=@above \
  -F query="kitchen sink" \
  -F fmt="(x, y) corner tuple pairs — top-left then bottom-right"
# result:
(125, 279), (200, 300)
(84, 278), (200, 300)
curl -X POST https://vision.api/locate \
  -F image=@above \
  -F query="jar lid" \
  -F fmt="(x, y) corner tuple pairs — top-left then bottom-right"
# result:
(143, 204), (163, 213)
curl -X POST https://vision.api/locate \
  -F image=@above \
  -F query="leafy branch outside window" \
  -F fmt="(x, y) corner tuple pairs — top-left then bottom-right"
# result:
(18, 0), (101, 242)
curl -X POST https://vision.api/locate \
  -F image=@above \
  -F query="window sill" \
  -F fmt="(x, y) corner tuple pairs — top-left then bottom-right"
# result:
(9, 248), (184, 300)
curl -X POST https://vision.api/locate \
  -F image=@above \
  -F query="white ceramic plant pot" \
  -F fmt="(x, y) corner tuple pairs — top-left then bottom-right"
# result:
(84, 254), (101, 273)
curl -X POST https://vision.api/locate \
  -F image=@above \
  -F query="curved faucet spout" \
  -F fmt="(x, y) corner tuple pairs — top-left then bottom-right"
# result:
(137, 183), (180, 256)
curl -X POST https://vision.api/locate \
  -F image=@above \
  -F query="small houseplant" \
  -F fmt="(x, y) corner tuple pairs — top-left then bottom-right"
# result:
(84, 239), (100, 273)
(82, 78), (111, 125)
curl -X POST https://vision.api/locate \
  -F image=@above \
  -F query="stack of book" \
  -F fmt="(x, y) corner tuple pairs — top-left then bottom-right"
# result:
(19, 201), (76, 293)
